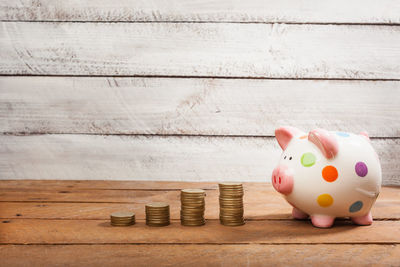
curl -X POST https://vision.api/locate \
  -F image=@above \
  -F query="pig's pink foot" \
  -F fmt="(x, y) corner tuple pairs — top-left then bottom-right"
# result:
(292, 207), (308, 220)
(310, 215), (335, 228)
(351, 211), (373, 226)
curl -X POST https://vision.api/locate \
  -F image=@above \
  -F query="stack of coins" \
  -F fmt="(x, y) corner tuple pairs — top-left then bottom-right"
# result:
(145, 202), (170, 226)
(219, 183), (245, 226)
(180, 189), (206, 226)
(110, 211), (135, 226)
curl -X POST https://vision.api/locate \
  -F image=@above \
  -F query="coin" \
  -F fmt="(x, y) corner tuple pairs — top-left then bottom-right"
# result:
(181, 188), (206, 226)
(110, 211), (135, 226)
(219, 183), (245, 226)
(145, 202), (170, 227)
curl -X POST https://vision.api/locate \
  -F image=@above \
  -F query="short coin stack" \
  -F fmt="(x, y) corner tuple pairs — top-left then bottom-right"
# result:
(110, 211), (135, 226)
(219, 183), (245, 226)
(145, 202), (170, 226)
(180, 189), (206, 226)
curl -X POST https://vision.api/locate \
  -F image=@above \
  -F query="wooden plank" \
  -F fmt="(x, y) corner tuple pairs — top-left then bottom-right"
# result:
(2, 244), (399, 266)
(0, 180), (219, 190)
(0, 191), (294, 220)
(0, 188), (183, 203)
(0, 187), (398, 220)
(0, 202), (292, 220)
(0, 188), (293, 220)
(1, 219), (399, 244)
(0, 135), (399, 185)
(0, 180), (397, 194)
(2, 22), (400, 79)
(1, 77), (400, 137)
(1, 0), (400, 24)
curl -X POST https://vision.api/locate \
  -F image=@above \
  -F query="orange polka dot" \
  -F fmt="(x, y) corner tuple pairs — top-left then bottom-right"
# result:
(299, 135), (307, 139)
(317, 194), (334, 207)
(322, 165), (338, 182)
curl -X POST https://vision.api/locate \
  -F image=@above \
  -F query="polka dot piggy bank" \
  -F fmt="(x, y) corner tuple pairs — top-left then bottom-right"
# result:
(271, 126), (381, 228)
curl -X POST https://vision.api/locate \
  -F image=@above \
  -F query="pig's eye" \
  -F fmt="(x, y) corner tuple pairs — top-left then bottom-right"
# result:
(289, 156), (293, 160)
(284, 156), (287, 159)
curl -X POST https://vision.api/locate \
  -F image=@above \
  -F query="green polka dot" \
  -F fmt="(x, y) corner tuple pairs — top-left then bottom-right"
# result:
(301, 152), (316, 167)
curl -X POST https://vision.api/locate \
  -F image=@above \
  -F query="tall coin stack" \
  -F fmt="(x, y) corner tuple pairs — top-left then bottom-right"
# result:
(180, 189), (206, 226)
(219, 183), (245, 226)
(145, 202), (170, 226)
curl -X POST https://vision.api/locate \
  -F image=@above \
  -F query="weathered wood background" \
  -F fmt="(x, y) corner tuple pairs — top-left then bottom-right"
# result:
(0, 1), (399, 185)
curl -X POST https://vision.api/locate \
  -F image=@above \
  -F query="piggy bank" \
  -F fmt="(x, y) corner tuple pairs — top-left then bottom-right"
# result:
(271, 126), (381, 228)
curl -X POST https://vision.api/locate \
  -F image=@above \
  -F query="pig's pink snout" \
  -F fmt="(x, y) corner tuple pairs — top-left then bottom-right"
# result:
(271, 166), (294, 195)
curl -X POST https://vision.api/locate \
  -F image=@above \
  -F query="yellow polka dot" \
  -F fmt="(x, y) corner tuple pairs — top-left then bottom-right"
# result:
(317, 194), (333, 207)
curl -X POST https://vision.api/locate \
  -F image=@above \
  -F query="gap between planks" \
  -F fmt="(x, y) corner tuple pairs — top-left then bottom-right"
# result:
(2, 133), (400, 139)
(2, 74), (400, 81)
(1, 20), (400, 26)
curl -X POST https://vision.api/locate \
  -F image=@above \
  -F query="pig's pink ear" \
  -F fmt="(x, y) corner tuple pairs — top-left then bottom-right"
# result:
(360, 131), (370, 141)
(275, 126), (302, 150)
(308, 129), (338, 159)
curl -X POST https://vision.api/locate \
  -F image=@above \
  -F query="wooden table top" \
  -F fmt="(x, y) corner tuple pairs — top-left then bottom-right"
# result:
(1, 180), (399, 266)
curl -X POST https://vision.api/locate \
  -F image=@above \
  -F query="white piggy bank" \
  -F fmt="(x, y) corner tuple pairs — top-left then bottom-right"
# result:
(271, 126), (381, 228)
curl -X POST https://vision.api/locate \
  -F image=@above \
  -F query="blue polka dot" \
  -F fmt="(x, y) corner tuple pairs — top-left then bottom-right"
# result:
(349, 201), (363, 213)
(336, 132), (350, 137)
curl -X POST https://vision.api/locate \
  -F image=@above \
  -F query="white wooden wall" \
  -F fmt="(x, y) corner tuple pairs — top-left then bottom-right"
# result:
(0, 0), (399, 185)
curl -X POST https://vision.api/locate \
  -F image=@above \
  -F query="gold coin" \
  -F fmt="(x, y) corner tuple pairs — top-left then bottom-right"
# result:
(181, 198), (205, 201)
(181, 211), (204, 215)
(111, 223), (133, 227)
(220, 222), (245, 226)
(181, 213), (204, 216)
(219, 200), (243, 204)
(146, 222), (170, 227)
(181, 188), (205, 194)
(146, 202), (169, 208)
(181, 205), (204, 208)
(182, 202), (204, 205)
(145, 209), (170, 213)
(110, 211), (135, 226)
(181, 217), (204, 220)
(181, 200), (205, 204)
(111, 220), (134, 223)
(110, 211), (135, 218)
(145, 210), (170, 214)
(181, 206), (205, 209)
(219, 207), (244, 210)
(111, 216), (135, 220)
(181, 222), (205, 226)
(145, 202), (170, 226)
(219, 182), (242, 186)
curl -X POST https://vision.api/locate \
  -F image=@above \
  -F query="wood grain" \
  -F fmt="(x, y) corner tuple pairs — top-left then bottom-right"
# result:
(2, 22), (400, 79)
(1, 135), (399, 185)
(1, 0), (400, 24)
(2, 244), (399, 267)
(0, 180), (218, 190)
(1, 219), (399, 244)
(1, 77), (399, 137)
(0, 186), (398, 220)
(0, 187), (293, 220)
(1, 199), (396, 220)
(1, 180), (399, 266)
